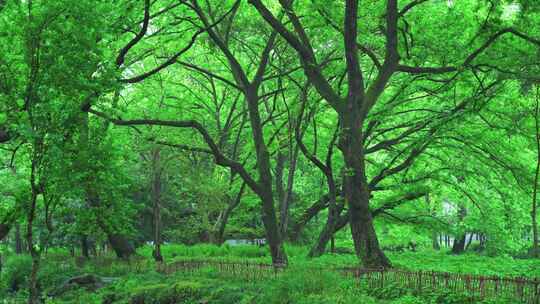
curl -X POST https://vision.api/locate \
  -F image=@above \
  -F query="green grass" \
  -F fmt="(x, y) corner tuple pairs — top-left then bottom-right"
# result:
(136, 243), (540, 278)
(2, 244), (539, 303)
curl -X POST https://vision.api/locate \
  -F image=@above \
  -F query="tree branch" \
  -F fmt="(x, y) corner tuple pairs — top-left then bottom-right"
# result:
(116, 0), (151, 67)
(87, 108), (262, 196)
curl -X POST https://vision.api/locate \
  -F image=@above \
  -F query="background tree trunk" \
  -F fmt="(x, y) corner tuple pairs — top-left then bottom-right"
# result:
(451, 235), (467, 254)
(15, 224), (23, 254)
(531, 85), (540, 257)
(279, 145), (299, 238)
(451, 206), (468, 254)
(151, 147), (163, 262)
(81, 235), (90, 259)
(0, 223), (10, 242)
(80, 112), (135, 259)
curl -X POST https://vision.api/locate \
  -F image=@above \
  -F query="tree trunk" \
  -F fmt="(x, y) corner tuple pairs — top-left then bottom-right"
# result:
(425, 194), (440, 250)
(341, 113), (390, 268)
(279, 144), (299, 238)
(246, 88), (286, 266)
(106, 234), (135, 259)
(308, 178), (340, 258)
(81, 235), (90, 259)
(79, 112), (135, 259)
(451, 234), (467, 254)
(214, 183), (246, 244)
(0, 223), (10, 242)
(432, 232), (440, 250)
(151, 148), (163, 262)
(308, 220), (335, 257)
(15, 224), (23, 254)
(451, 206), (467, 254)
(532, 85), (540, 257)
(27, 181), (40, 304)
(28, 256), (40, 304)
(309, 208), (350, 257)
(465, 233), (473, 250)
(289, 194), (332, 242)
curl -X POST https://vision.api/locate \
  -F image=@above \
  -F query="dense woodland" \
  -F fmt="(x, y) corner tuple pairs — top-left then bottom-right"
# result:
(1, 0), (540, 303)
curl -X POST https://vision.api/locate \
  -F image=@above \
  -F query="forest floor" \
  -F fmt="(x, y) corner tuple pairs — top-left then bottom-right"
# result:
(1, 244), (539, 303)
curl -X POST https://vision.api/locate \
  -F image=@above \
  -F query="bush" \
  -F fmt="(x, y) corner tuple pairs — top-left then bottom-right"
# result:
(38, 259), (80, 293)
(206, 285), (252, 304)
(129, 281), (202, 304)
(1, 254), (32, 293)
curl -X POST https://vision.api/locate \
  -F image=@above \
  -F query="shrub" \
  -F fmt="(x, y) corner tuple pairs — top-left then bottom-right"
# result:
(1, 254), (32, 293)
(129, 281), (202, 304)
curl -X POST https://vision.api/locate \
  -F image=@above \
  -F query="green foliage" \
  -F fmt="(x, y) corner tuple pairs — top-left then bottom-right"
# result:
(0, 254), (32, 294)
(129, 281), (203, 304)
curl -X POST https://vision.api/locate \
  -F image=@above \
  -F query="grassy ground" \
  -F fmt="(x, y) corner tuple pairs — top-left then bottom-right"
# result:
(137, 243), (540, 277)
(1, 244), (538, 303)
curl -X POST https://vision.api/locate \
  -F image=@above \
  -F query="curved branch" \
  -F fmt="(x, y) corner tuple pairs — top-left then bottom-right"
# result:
(88, 108), (262, 196)
(398, 28), (540, 74)
(116, 0), (151, 67)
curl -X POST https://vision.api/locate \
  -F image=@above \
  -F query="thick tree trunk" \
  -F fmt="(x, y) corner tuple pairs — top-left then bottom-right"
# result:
(425, 194), (440, 250)
(349, 198), (390, 267)
(260, 193), (288, 265)
(341, 113), (390, 268)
